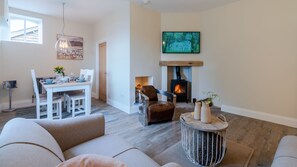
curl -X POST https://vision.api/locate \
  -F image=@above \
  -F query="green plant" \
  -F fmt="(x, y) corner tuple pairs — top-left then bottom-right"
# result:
(199, 91), (220, 106)
(53, 66), (65, 76)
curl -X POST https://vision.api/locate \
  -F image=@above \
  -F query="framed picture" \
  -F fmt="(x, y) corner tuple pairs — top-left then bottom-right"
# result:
(56, 34), (83, 60)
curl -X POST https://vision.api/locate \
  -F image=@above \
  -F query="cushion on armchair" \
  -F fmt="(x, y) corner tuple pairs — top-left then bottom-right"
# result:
(148, 101), (175, 123)
(149, 101), (175, 113)
(142, 85), (158, 101)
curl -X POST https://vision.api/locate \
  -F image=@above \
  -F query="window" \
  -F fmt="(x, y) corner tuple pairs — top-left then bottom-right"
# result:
(9, 14), (42, 44)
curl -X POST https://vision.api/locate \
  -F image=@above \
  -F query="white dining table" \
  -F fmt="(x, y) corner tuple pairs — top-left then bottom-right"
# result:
(42, 81), (92, 119)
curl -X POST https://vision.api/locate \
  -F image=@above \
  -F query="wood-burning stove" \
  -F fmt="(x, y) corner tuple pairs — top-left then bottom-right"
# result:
(171, 66), (189, 102)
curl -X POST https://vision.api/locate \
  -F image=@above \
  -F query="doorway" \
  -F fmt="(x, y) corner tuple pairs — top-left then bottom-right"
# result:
(99, 42), (107, 102)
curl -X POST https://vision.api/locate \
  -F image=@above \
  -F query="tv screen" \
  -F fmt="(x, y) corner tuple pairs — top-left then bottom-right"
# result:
(162, 31), (200, 54)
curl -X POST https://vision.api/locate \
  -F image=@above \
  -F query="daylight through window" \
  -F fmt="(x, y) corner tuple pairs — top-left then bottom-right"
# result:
(10, 14), (42, 44)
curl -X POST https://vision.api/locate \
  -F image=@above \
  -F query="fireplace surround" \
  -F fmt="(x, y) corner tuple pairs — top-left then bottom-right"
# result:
(160, 61), (204, 103)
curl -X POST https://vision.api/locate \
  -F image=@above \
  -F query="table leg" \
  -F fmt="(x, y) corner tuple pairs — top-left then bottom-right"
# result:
(47, 88), (53, 119)
(85, 85), (91, 115)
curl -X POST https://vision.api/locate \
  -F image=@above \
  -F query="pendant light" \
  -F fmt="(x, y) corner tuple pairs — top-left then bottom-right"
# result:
(55, 2), (71, 51)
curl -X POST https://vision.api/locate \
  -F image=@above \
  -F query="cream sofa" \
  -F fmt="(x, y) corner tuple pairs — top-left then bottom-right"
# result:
(0, 114), (181, 167)
(271, 135), (297, 167)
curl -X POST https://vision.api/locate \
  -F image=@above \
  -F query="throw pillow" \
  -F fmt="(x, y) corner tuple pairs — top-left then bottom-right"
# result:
(56, 154), (127, 167)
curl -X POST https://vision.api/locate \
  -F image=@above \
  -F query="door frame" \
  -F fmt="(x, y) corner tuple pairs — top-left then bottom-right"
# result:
(95, 40), (108, 101)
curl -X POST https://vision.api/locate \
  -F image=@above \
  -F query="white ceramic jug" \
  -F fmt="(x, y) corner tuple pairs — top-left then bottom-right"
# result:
(193, 101), (201, 120)
(201, 102), (212, 123)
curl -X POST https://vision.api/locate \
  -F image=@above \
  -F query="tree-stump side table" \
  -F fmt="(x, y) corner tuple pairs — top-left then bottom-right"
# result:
(180, 112), (228, 166)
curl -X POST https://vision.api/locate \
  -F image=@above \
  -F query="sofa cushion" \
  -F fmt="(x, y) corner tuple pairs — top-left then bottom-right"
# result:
(56, 154), (127, 167)
(274, 135), (297, 159)
(0, 143), (62, 167)
(63, 134), (135, 160)
(0, 118), (65, 162)
(114, 148), (160, 167)
(34, 114), (105, 152)
(271, 156), (297, 167)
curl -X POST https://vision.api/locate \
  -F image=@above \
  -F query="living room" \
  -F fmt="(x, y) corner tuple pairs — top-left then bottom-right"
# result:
(0, 0), (296, 166)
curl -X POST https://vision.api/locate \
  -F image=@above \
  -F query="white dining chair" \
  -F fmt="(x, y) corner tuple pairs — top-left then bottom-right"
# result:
(63, 69), (89, 110)
(66, 69), (94, 117)
(31, 69), (63, 119)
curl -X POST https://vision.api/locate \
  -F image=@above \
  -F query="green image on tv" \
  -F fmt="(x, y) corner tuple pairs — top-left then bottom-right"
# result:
(162, 32), (200, 54)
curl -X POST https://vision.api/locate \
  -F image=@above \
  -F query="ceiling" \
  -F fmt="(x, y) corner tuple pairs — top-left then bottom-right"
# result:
(8, 0), (240, 24)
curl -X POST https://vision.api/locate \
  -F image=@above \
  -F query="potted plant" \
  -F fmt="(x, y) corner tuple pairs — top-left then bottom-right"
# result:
(199, 91), (219, 107)
(53, 66), (65, 76)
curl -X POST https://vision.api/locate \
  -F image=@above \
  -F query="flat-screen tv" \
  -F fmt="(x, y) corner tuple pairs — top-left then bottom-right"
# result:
(162, 31), (200, 54)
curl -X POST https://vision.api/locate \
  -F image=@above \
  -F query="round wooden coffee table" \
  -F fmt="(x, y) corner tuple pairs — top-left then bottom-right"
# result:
(180, 112), (228, 166)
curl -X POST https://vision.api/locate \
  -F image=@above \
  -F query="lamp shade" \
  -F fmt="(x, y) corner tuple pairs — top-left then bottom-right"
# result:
(55, 2), (70, 51)
(55, 36), (71, 51)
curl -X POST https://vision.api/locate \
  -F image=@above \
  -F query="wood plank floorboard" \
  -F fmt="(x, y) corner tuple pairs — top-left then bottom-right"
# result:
(1, 99), (297, 166)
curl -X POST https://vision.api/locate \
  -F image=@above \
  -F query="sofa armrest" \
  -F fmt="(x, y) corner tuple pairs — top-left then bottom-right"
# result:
(34, 114), (105, 152)
(162, 162), (183, 167)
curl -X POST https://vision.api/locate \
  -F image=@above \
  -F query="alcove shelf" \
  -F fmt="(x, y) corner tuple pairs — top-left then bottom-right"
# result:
(159, 61), (204, 67)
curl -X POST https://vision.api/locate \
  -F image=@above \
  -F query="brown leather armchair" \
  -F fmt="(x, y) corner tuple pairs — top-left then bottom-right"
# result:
(139, 85), (176, 126)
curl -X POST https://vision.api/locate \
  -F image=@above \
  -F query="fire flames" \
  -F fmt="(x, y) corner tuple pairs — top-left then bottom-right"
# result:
(174, 84), (183, 94)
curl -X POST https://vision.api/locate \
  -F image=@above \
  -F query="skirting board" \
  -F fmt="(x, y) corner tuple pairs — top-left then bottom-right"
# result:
(91, 92), (98, 99)
(107, 98), (130, 114)
(130, 104), (141, 114)
(221, 105), (297, 128)
(0, 99), (34, 111)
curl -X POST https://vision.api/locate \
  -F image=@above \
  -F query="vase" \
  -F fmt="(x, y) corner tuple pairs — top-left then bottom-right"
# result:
(193, 101), (201, 120)
(201, 102), (212, 123)
(55, 73), (63, 82)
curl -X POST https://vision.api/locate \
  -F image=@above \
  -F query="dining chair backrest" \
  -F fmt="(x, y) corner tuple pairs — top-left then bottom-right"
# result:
(80, 69), (94, 82)
(80, 69), (88, 78)
(85, 69), (94, 83)
(31, 69), (40, 103)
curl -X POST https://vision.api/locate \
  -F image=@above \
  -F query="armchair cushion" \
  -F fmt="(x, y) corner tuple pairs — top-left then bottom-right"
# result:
(142, 85), (158, 101)
(149, 101), (175, 112)
(148, 101), (175, 123)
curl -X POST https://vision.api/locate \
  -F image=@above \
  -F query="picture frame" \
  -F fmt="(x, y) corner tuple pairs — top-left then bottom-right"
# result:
(56, 34), (83, 60)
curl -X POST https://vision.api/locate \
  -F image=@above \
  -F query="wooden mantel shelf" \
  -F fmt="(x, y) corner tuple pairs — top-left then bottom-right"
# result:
(159, 61), (204, 67)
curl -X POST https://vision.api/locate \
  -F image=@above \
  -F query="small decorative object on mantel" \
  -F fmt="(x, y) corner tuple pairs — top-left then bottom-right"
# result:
(193, 101), (201, 120)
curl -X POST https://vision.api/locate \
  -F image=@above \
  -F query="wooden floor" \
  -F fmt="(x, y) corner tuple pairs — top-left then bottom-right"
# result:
(1, 99), (297, 167)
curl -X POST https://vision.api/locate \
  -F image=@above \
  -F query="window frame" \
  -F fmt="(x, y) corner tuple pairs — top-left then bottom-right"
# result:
(9, 13), (43, 44)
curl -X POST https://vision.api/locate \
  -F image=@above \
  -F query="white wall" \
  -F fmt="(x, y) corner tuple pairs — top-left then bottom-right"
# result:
(199, 0), (297, 127)
(0, 8), (95, 109)
(161, 12), (201, 99)
(130, 3), (161, 111)
(94, 3), (131, 113)
(160, 0), (297, 127)
(0, 33), (2, 108)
